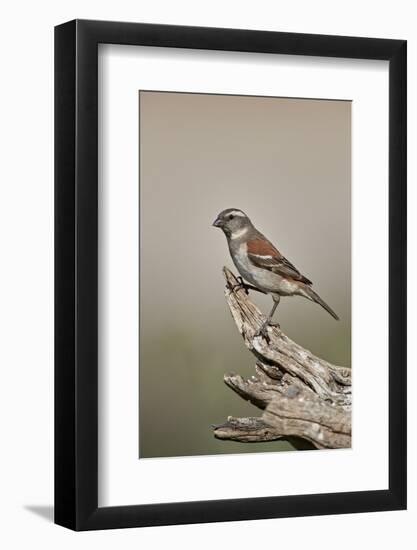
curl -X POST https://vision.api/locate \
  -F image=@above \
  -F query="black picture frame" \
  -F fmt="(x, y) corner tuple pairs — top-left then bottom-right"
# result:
(55, 19), (407, 531)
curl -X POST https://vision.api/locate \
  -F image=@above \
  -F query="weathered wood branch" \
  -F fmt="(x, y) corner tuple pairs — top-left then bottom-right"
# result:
(212, 267), (351, 450)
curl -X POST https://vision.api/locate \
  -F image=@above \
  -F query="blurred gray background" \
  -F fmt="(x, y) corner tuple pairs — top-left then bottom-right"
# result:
(139, 91), (351, 458)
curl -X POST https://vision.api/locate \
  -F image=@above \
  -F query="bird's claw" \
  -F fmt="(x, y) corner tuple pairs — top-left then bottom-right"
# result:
(237, 277), (250, 295)
(254, 321), (280, 343)
(254, 322), (271, 343)
(226, 277), (249, 295)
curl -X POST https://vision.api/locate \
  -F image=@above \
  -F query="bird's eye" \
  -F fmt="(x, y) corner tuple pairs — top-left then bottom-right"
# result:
(228, 215), (234, 220)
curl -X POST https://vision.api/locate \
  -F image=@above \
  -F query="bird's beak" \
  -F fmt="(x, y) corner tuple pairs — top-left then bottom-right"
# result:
(212, 217), (223, 228)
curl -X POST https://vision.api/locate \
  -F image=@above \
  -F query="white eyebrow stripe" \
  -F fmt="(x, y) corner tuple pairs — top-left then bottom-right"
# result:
(229, 210), (245, 217)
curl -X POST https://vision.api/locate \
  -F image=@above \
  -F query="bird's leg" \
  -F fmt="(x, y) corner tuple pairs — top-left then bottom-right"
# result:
(226, 276), (267, 296)
(255, 297), (281, 341)
(226, 277), (247, 294)
(235, 276), (250, 295)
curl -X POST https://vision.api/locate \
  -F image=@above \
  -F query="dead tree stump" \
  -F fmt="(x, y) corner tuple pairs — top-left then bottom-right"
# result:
(212, 267), (351, 450)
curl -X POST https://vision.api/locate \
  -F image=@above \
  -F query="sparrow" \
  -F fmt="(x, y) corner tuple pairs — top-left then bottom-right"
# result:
(212, 208), (339, 339)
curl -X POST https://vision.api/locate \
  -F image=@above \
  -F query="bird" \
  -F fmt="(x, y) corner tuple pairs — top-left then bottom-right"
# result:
(212, 208), (339, 339)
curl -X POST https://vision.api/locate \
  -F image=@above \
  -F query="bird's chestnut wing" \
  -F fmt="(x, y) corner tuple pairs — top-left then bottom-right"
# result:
(247, 238), (312, 285)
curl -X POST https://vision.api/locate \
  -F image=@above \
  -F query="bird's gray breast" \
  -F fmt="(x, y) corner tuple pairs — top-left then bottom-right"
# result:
(229, 241), (256, 284)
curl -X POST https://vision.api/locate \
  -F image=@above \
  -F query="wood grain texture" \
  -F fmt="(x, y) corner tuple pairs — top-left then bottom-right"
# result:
(212, 268), (351, 450)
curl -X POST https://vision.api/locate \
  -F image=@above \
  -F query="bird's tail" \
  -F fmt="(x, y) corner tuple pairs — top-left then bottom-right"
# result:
(302, 286), (339, 320)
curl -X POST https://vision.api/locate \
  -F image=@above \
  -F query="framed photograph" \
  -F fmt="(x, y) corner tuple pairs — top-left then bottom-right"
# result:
(55, 20), (406, 530)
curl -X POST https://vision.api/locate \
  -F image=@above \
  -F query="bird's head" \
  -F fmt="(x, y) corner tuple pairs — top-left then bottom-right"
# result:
(212, 208), (252, 239)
